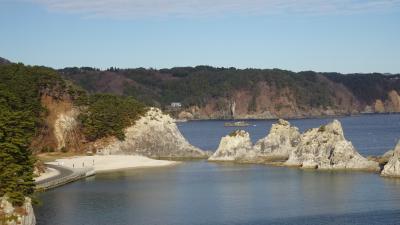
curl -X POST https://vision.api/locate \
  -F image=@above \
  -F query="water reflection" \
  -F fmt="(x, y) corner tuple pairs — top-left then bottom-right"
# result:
(35, 162), (400, 225)
(35, 114), (400, 225)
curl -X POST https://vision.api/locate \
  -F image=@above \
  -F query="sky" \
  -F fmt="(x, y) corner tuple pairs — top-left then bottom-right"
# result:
(0, 0), (400, 73)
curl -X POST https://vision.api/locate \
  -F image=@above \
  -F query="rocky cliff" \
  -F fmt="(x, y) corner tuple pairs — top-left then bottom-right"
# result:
(95, 108), (209, 159)
(0, 198), (35, 225)
(28, 90), (206, 159)
(61, 66), (400, 120)
(209, 119), (300, 163)
(253, 119), (301, 161)
(208, 130), (255, 162)
(285, 120), (379, 170)
(209, 119), (379, 171)
(30, 95), (83, 153)
(381, 141), (400, 177)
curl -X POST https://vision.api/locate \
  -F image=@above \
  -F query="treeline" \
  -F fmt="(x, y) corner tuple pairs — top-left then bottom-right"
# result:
(0, 63), (64, 205)
(324, 73), (400, 104)
(61, 66), (400, 109)
(0, 63), (146, 206)
(79, 94), (146, 141)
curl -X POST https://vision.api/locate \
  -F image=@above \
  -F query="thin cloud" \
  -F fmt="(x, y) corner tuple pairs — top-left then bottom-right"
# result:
(28, 0), (400, 18)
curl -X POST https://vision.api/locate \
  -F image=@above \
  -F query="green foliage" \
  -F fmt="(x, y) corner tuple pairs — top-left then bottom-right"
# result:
(63, 67), (400, 113)
(325, 73), (400, 104)
(0, 63), (148, 206)
(0, 64), (53, 206)
(79, 94), (146, 141)
(62, 67), (343, 110)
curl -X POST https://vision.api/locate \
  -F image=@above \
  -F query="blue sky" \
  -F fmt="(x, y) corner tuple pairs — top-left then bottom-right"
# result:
(1, 0), (400, 73)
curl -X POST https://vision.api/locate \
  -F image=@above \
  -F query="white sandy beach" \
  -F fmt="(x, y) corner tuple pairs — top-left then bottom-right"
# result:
(47, 155), (180, 172)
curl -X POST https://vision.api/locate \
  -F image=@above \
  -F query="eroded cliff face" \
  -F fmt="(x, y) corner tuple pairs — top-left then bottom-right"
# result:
(285, 120), (379, 171)
(54, 108), (81, 151)
(95, 108), (209, 159)
(32, 99), (207, 159)
(208, 130), (255, 162)
(30, 95), (83, 153)
(0, 198), (35, 225)
(253, 119), (301, 161)
(177, 87), (400, 120)
(381, 141), (400, 177)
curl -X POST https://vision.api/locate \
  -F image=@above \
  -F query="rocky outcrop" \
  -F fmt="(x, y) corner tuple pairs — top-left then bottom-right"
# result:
(31, 95), (83, 153)
(54, 108), (80, 151)
(209, 119), (300, 162)
(96, 108), (209, 159)
(285, 120), (379, 171)
(209, 119), (379, 171)
(178, 111), (194, 120)
(387, 90), (400, 112)
(253, 119), (300, 161)
(381, 141), (400, 177)
(0, 198), (35, 225)
(377, 149), (395, 165)
(208, 130), (255, 162)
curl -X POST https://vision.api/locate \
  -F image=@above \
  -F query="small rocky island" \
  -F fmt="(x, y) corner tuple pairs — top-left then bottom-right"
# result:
(210, 119), (380, 171)
(285, 120), (379, 171)
(381, 141), (400, 177)
(208, 130), (254, 162)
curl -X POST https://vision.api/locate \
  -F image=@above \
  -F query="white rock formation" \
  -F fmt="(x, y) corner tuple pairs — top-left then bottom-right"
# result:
(253, 119), (300, 160)
(54, 108), (79, 151)
(96, 108), (208, 159)
(379, 149), (394, 165)
(0, 197), (35, 225)
(285, 120), (379, 171)
(381, 141), (400, 177)
(209, 130), (256, 161)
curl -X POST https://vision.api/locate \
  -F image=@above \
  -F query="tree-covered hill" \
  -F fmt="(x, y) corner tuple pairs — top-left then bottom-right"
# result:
(0, 62), (146, 206)
(0, 57), (11, 65)
(61, 66), (400, 119)
(0, 63), (66, 205)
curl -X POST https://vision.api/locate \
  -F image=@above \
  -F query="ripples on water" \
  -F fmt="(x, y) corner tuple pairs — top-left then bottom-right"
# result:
(35, 114), (400, 225)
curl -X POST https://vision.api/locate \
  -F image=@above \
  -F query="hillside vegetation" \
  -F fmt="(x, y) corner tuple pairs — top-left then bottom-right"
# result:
(0, 64), (64, 205)
(0, 62), (146, 205)
(61, 66), (400, 119)
(79, 94), (146, 141)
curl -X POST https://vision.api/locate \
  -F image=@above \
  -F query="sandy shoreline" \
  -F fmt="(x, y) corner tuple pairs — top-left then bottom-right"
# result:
(35, 155), (179, 181)
(51, 155), (179, 172)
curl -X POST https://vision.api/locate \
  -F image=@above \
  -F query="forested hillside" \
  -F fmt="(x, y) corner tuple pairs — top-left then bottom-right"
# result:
(0, 57), (11, 65)
(0, 61), (146, 206)
(0, 63), (65, 205)
(61, 66), (400, 119)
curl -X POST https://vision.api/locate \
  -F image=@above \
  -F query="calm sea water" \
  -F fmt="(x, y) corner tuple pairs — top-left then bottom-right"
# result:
(178, 114), (400, 156)
(35, 114), (400, 225)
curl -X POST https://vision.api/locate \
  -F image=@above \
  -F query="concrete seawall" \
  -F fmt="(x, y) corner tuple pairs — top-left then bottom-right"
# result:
(35, 164), (95, 191)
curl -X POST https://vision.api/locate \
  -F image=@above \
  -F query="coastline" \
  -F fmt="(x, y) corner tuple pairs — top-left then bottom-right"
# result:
(49, 155), (180, 172)
(35, 155), (180, 182)
(175, 112), (400, 122)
